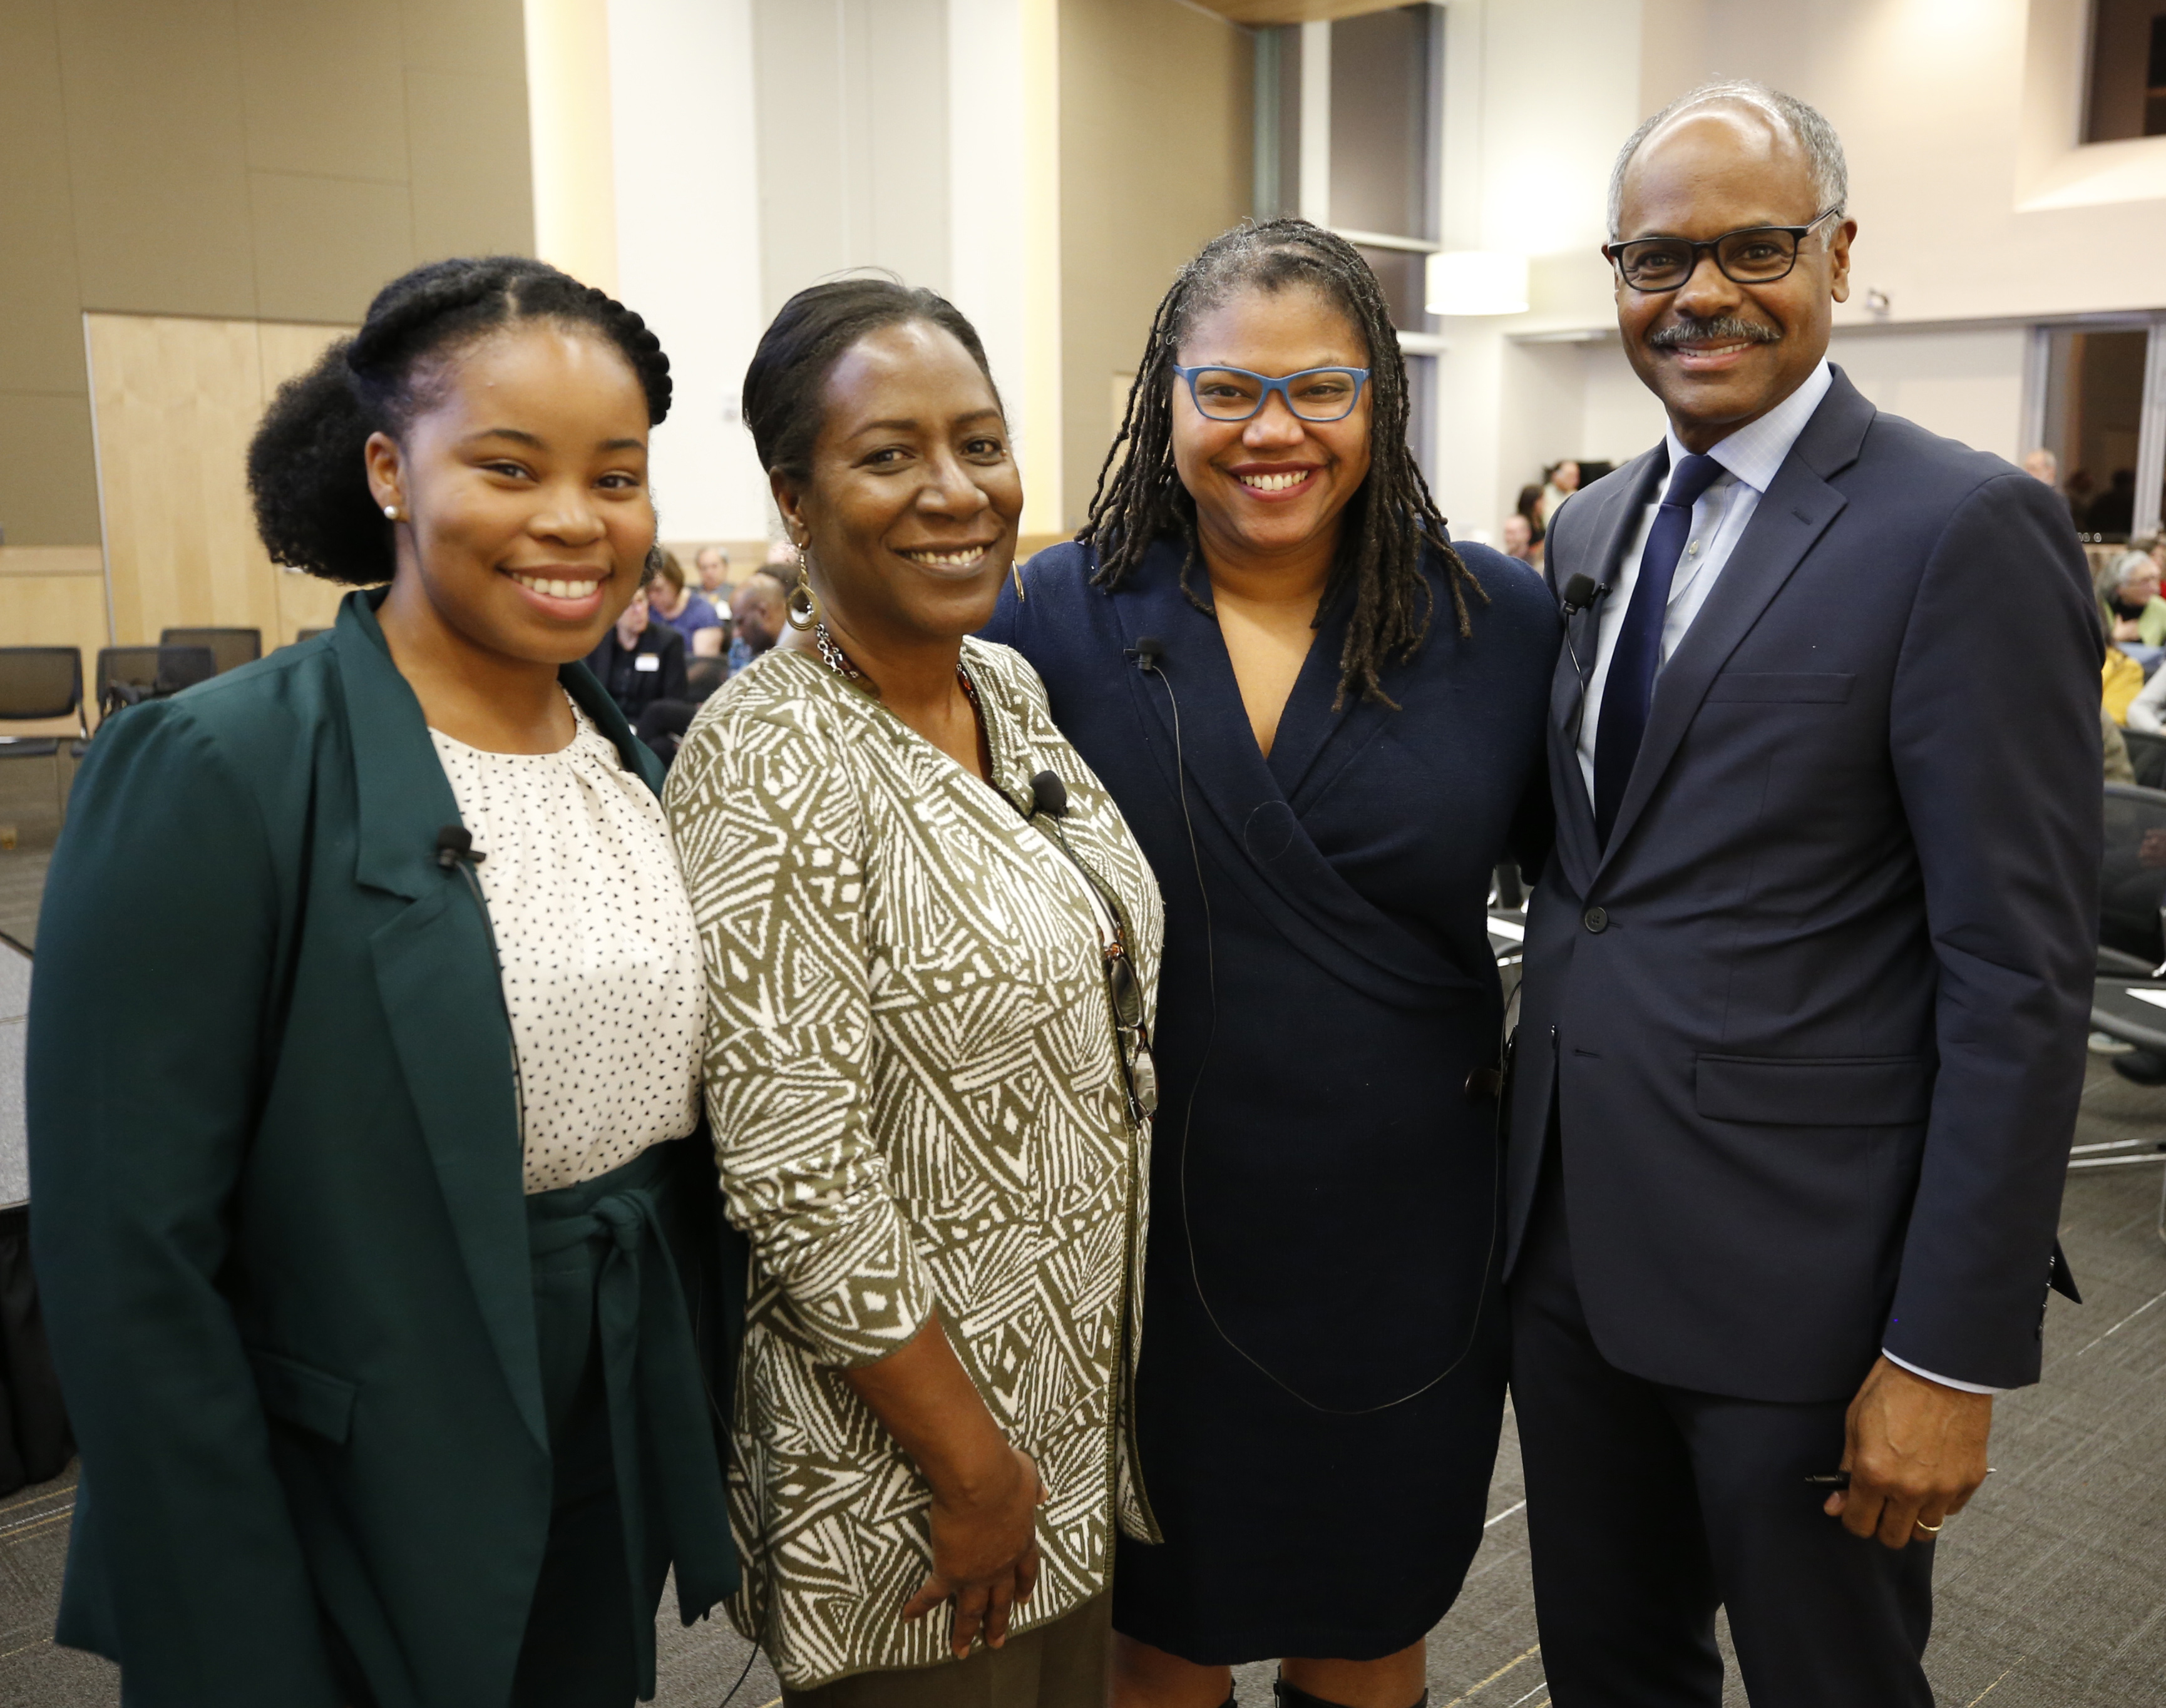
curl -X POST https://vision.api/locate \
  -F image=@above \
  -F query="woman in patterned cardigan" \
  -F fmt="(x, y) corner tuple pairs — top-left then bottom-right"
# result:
(666, 280), (1163, 1704)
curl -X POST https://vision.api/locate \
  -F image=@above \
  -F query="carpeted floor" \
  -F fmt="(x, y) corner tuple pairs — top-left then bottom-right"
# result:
(2, 779), (2162, 1707)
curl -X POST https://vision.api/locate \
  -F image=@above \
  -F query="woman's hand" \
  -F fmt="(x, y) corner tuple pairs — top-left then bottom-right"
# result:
(841, 1311), (1047, 1656)
(901, 1444), (1049, 1656)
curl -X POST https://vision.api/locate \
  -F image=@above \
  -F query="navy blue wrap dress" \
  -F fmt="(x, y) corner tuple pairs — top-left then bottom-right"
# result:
(982, 534), (1558, 1663)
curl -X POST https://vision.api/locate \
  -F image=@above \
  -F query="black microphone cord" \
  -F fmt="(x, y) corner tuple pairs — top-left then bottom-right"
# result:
(1137, 642), (1495, 1416)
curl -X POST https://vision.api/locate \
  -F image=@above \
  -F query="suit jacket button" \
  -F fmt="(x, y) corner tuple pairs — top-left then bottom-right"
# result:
(1583, 906), (1608, 933)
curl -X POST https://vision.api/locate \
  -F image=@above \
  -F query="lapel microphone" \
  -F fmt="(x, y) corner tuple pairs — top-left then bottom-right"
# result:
(1560, 573), (1608, 618)
(434, 825), (486, 869)
(1128, 636), (1166, 673)
(1029, 770), (1068, 819)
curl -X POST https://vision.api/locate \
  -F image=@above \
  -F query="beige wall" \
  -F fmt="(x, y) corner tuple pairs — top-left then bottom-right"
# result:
(1057, 0), (1253, 532)
(0, 0), (533, 590)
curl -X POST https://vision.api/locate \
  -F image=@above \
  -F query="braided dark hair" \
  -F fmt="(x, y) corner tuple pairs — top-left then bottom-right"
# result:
(1080, 218), (1483, 707)
(742, 277), (999, 488)
(249, 256), (673, 586)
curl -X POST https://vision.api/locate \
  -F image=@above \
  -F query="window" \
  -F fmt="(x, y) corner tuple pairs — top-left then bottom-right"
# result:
(2035, 322), (2165, 541)
(1251, 6), (1442, 476)
(2085, 0), (2166, 143)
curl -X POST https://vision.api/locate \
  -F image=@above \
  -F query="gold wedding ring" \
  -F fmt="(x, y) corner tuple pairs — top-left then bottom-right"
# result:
(1914, 1518), (1945, 1534)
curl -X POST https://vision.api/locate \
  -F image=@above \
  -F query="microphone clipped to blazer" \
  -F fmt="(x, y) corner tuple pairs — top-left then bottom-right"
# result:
(434, 825), (485, 869)
(1030, 770), (1069, 819)
(1128, 636), (1166, 673)
(1560, 574), (1606, 617)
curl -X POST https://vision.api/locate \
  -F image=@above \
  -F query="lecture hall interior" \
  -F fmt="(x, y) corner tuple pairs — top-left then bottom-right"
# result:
(1, 1), (2165, 1705)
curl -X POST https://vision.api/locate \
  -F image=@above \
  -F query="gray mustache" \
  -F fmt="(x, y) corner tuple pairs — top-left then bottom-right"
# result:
(1648, 316), (1780, 349)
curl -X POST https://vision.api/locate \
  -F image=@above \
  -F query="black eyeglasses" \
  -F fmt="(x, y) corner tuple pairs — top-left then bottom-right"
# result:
(1102, 943), (1158, 1117)
(1604, 208), (1840, 293)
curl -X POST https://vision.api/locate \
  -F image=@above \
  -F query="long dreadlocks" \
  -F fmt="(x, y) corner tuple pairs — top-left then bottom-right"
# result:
(1079, 218), (1484, 707)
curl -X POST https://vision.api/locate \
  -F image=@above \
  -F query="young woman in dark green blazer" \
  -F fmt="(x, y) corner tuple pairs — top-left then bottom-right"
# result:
(27, 257), (739, 1708)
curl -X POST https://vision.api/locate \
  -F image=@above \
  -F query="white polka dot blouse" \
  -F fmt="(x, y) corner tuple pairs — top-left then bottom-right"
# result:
(429, 697), (704, 1194)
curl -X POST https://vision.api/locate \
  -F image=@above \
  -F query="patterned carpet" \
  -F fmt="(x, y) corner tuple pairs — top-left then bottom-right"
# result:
(1, 809), (2160, 1708)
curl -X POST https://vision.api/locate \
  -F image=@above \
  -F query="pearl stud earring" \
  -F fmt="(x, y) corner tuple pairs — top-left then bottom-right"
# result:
(382, 503), (403, 521)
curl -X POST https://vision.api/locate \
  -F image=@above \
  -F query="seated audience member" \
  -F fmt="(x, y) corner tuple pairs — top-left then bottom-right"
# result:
(2105, 703), (2137, 783)
(2025, 447), (2081, 526)
(1536, 458), (1579, 527)
(727, 568), (789, 675)
(685, 655), (728, 702)
(695, 542), (732, 599)
(1502, 511), (1542, 567)
(2124, 652), (2166, 734)
(2105, 643), (2146, 726)
(2103, 548), (2166, 649)
(588, 583), (690, 722)
(649, 548), (726, 657)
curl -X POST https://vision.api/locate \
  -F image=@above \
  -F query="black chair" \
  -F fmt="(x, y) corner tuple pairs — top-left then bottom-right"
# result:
(2123, 727), (2166, 790)
(294, 628), (330, 644)
(72, 645), (218, 758)
(159, 626), (260, 676)
(0, 647), (87, 822)
(2100, 784), (2166, 965)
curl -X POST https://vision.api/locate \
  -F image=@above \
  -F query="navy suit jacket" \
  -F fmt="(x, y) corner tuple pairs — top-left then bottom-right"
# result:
(1506, 367), (2101, 1403)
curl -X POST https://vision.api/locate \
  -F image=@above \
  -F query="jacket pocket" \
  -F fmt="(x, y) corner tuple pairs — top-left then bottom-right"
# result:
(1703, 672), (1854, 703)
(247, 1347), (357, 1444)
(1695, 1054), (1929, 1125)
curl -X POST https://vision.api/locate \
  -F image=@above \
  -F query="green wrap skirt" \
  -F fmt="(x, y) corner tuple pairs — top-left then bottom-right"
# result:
(508, 1135), (738, 1708)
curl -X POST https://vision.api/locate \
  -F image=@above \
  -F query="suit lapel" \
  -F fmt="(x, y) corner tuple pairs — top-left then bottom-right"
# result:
(332, 591), (548, 1453)
(1595, 373), (1874, 872)
(1550, 450), (1665, 895)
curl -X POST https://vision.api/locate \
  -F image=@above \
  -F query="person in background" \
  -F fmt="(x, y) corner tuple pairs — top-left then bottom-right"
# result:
(695, 542), (732, 599)
(28, 255), (738, 1708)
(987, 217), (1554, 1708)
(669, 276), (1161, 1704)
(2105, 703), (2138, 782)
(726, 568), (789, 675)
(587, 581), (690, 727)
(2104, 548), (2166, 649)
(1512, 81), (2096, 1708)
(1536, 458), (1580, 528)
(648, 548), (726, 657)
(1502, 511), (1542, 568)
(2023, 447), (2080, 528)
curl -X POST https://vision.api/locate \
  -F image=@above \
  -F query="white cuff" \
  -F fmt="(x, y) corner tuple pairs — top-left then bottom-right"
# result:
(1882, 1349), (2004, 1396)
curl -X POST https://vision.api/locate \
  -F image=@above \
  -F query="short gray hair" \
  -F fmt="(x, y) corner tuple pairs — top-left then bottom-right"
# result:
(1608, 80), (1848, 239)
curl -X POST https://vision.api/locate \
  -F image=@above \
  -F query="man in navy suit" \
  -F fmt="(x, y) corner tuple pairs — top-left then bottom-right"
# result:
(1507, 81), (2099, 1707)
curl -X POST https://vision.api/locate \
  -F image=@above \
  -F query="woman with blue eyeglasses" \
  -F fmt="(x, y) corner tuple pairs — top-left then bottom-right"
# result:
(983, 220), (1557, 1708)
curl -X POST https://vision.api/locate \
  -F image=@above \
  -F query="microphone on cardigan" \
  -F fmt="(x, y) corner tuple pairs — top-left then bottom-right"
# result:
(1029, 771), (1069, 819)
(1127, 636), (1166, 673)
(434, 825), (486, 869)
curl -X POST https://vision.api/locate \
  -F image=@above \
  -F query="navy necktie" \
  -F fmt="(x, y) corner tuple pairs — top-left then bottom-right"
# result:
(1593, 451), (1724, 846)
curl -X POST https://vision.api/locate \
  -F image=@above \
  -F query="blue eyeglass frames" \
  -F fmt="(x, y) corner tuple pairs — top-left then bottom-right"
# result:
(1170, 364), (1372, 423)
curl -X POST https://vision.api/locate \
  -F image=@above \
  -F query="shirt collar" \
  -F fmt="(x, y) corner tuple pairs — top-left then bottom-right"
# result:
(1661, 358), (1833, 498)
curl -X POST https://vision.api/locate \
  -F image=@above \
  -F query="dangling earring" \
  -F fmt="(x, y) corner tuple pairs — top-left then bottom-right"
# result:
(784, 542), (821, 632)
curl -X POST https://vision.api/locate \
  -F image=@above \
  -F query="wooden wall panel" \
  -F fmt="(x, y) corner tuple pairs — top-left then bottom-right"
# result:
(0, 553), (109, 733)
(87, 313), (359, 652)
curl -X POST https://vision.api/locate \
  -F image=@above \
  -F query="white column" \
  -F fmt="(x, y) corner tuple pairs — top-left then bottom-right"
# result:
(1298, 19), (1331, 227)
(947, 0), (1042, 524)
(606, 0), (772, 541)
(525, 0), (619, 292)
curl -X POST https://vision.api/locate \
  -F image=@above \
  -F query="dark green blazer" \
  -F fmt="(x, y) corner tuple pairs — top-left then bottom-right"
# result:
(27, 590), (739, 1708)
